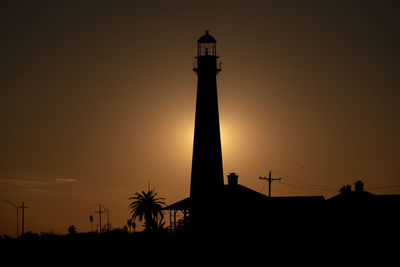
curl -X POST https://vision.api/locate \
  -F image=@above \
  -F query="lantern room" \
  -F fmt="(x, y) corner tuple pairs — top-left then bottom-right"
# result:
(197, 30), (217, 56)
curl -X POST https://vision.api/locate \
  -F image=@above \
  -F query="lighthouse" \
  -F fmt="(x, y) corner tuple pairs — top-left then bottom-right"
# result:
(163, 32), (327, 234)
(190, 30), (224, 207)
(164, 31), (275, 233)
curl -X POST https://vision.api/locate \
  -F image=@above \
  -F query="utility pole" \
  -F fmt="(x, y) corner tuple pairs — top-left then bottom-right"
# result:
(4, 200), (19, 238)
(19, 202), (28, 235)
(95, 204), (106, 232)
(259, 170), (282, 198)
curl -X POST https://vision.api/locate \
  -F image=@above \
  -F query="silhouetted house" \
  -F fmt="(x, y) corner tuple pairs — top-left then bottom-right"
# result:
(221, 173), (326, 235)
(326, 180), (400, 238)
(164, 173), (270, 231)
(165, 171), (326, 234)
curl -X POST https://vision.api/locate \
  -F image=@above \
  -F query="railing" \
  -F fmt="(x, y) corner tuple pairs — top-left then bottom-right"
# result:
(192, 60), (222, 71)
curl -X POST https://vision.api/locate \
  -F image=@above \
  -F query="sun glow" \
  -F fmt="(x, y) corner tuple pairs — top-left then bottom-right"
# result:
(177, 119), (240, 157)
(171, 116), (241, 165)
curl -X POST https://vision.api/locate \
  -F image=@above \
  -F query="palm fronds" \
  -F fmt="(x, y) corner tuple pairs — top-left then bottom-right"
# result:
(129, 189), (166, 231)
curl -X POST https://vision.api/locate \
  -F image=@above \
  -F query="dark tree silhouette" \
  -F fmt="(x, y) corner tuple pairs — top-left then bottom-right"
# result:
(126, 219), (136, 233)
(68, 225), (77, 235)
(129, 189), (165, 231)
(132, 220), (136, 233)
(340, 185), (352, 194)
(127, 219), (132, 233)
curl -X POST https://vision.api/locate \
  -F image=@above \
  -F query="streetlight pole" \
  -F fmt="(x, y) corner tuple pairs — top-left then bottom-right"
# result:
(4, 200), (19, 238)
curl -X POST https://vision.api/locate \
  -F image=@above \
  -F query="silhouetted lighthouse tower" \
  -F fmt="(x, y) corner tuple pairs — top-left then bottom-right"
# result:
(190, 30), (224, 204)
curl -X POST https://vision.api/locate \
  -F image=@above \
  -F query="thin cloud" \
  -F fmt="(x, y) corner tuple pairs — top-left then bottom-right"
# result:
(55, 178), (77, 184)
(0, 172), (78, 190)
(0, 178), (51, 188)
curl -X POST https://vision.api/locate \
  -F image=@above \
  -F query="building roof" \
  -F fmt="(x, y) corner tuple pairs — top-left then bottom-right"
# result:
(270, 196), (325, 202)
(223, 184), (268, 201)
(163, 197), (191, 211)
(198, 30), (216, 43)
(375, 194), (400, 201)
(327, 190), (376, 201)
(163, 184), (325, 211)
(328, 191), (400, 208)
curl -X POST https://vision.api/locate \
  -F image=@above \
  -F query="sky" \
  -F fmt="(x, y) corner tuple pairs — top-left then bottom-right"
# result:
(1, 0), (400, 236)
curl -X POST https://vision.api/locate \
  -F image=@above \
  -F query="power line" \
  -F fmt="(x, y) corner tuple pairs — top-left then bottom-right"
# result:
(280, 177), (400, 194)
(271, 169), (400, 185)
(282, 177), (338, 191)
(263, 169), (400, 195)
(278, 181), (332, 194)
(366, 185), (400, 190)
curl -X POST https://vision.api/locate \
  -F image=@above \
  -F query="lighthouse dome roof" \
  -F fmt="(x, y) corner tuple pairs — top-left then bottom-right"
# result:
(198, 30), (216, 43)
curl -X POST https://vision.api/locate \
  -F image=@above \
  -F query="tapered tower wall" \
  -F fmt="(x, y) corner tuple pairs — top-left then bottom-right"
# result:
(190, 31), (224, 207)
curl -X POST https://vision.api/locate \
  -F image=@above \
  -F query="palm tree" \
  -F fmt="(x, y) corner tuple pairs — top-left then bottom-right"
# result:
(129, 189), (165, 231)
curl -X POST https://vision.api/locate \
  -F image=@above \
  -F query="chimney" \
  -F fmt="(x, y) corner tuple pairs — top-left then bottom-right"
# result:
(355, 180), (364, 192)
(227, 173), (238, 186)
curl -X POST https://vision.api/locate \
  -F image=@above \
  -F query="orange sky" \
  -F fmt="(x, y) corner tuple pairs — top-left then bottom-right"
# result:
(1, 1), (400, 236)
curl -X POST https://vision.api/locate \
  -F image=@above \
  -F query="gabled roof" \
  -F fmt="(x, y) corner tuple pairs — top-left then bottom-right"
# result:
(223, 184), (268, 201)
